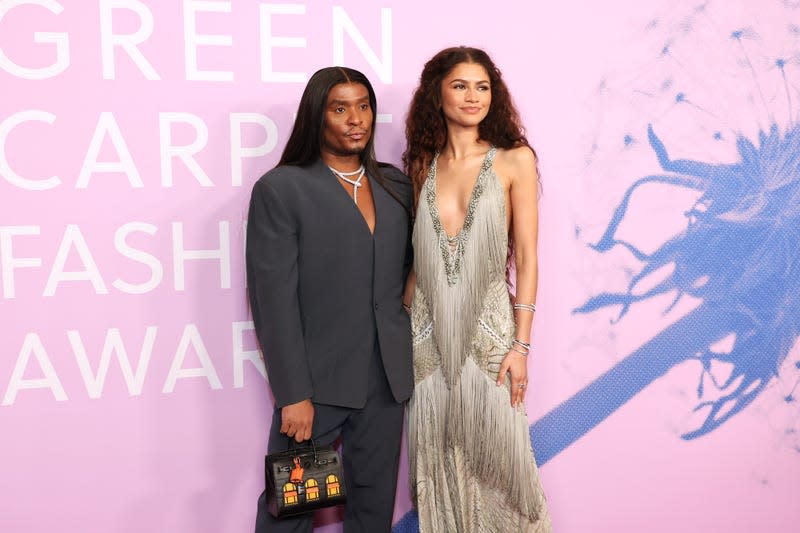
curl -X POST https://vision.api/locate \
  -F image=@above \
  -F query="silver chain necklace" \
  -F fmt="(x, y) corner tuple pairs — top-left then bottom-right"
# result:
(329, 165), (366, 205)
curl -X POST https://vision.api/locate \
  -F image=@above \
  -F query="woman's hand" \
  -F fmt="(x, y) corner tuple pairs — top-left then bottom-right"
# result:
(496, 351), (528, 407)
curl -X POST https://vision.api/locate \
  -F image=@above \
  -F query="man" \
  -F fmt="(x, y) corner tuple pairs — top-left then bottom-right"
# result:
(246, 66), (414, 533)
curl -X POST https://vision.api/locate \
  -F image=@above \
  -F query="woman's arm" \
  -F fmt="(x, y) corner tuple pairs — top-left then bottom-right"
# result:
(495, 146), (540, 407)
(510, 146), (540, 348)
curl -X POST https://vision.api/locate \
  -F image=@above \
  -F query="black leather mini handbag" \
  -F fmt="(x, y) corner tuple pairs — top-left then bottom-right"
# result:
(264, 440), (347, 518)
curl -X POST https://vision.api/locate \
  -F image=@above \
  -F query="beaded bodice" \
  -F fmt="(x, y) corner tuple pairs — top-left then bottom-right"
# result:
(424, 147), (499, 286)
(411, 146), (513, 387)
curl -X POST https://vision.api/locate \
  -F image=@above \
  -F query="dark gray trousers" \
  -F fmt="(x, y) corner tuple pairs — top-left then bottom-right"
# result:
(255, 344), (405, 533)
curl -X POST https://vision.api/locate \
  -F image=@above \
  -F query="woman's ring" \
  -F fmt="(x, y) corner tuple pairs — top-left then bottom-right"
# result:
(518, 384), (526, 390)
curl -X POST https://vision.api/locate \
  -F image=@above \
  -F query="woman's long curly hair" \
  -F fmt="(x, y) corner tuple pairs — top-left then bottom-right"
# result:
(403, 46), (533, 206)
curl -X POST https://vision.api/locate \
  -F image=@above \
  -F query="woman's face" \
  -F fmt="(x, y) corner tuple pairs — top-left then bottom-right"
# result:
(440, 62), (491, 128)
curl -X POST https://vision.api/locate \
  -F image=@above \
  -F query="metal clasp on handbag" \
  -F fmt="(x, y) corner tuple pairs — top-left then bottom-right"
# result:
(293, 439), (335, 466)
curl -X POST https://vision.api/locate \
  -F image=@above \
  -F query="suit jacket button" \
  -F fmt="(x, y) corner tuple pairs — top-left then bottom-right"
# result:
(374, 303), (379, 310)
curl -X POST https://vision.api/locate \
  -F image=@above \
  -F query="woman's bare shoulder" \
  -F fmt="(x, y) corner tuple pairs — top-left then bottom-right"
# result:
(496, 144), (537, 166)
(494, 145), (538, 184)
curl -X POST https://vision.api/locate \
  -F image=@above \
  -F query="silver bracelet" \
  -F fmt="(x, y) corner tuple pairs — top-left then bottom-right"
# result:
(513, 338), (531, 350)
(510, 345), (529, 356)
(513, 303), (536, 313)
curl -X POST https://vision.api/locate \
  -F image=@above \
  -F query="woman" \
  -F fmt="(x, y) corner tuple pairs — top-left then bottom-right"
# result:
(403, 46), (551, 532)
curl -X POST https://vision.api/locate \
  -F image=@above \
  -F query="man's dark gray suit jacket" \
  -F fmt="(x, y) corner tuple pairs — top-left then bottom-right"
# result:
(246, 158), (414, 409)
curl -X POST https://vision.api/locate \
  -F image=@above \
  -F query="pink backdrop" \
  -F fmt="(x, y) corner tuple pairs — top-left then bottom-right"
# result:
(2, 1), (798, 532)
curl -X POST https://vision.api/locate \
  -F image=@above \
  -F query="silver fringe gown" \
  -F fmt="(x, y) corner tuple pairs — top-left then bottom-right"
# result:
(408, 147), (552, 533)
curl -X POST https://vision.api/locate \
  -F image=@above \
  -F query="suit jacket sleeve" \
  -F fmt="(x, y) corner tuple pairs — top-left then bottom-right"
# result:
(246, 178), (313, 408)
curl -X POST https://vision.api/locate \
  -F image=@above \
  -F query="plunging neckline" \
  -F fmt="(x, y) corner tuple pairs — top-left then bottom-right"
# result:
(426, 146), (496, 285)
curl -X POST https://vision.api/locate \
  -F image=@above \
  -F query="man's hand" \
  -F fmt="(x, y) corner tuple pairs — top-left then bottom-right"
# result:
(280, 399), (314, 442)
